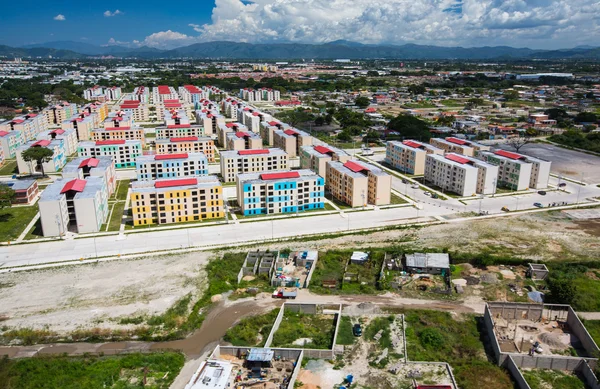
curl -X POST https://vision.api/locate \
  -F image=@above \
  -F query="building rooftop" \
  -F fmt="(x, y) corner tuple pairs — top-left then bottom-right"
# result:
(220, 148), (287, 159)
(40, 177), (104, 202)
(302, 144), (349, 158)
(131, 175), (220, 193)
(135, 153), (207, 163)
(405, 253), (450, 269)
(155, 136), (212, 144)
(329, 159), (388, 178)
(389, 140), (443, 153)
(3, 179), (36, 191)
(238, 169), (320, 184)
(79, 140), (140, 148)
(62, 156), (114, 177)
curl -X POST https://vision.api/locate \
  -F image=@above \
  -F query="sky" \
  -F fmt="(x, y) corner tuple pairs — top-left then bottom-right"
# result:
(1, 0), (599, 50)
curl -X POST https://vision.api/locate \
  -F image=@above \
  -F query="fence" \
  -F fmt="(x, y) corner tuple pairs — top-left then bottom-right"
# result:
(504, 355), (531, 389)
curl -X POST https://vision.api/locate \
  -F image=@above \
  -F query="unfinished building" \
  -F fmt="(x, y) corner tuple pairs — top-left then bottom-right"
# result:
(237, 250), (280, 284)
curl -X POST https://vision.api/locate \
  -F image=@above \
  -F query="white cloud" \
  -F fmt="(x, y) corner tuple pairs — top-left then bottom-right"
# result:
(53, 14), (66, 21)
(104, 10), (123, 17)
(139, 30), (198, 49)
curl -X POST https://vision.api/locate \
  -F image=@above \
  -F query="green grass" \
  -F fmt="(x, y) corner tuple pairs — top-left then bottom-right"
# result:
(0, 352), (185, 389)
(545, 263), (600, 312)
(23, 218), (44, 240)
(404, 102), (437, 109)
(271, 311), (336, 349)
(0, 205), (39, 241)
(112, 179), (131, 201)
(522, 369), (586, 389)
(223, 308), (280, 346)
(404, 309), (513, 389)
(0, 160), (17, 176)
(585, 319), (600, 345)
(439, 99), (466, 107)
(389, 193), (407, 205)
(107, 202), (126, 231)
(364, 316), (394, 349)
(335, 316), (356, 346)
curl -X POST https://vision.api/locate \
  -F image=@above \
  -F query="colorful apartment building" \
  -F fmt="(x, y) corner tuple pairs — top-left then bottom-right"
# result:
(195, 109), (225, 136)
(179, 85), (209, 105)
(226, 131), (263, 151)
(300, 144), (351, 178)
(62, 156), (117, 196)
(385, 140), (444, 175)
(118, 100), (150, 122)
(326, 160), (391, 207)
(260, 120), (288, 146)
(36, 128), (78, 156)
(77, 140), (142, 168)
(16, 139), (67, 174)
(240, 88), (281, 102)
(239, 107), (272, 133)
(0, 130), (25, 158)
(429, 137), (490, 157)
(43, 102), (77, 127)
(130, 176), (224, 226)
(84, 86), (121, 102)
(155, 124), (205, 140)
(236, 169), (325, 216)
(478, 150), (550, 190)
(104, 111), (135, 129)
(426, 153), (499, 196)
(217, 122), (248, 147)
(153, 85), (179, 103)
(0, 113), (47, 141)
(62, 113), (97, 140)
(220, 148), (289, 182)
(39, 177), (109, 236)
(273, 128), (313, 158)
(136, 153), (208, 181)
(132, 86), (150, 103)
(2, 179), (39, 204)
(81, 102), (108, 123)
(221, 98), (243, 120)
(91, 127), (146, 147)
(154, 137), (215, 162)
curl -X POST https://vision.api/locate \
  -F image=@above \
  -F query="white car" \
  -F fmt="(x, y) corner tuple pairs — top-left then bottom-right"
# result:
(424, 191), (432, 197)
(411, 184), (420, 189)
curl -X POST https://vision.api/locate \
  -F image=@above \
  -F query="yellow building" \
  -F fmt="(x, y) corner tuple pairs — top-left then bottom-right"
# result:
(130, 176), (224, 226)
(154, 136), (215, 162)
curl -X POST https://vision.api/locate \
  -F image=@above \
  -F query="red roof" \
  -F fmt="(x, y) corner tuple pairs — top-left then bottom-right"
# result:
(163, 99), (179, 103)
(225, 123), (237, 128)
(268, 121), (280, 126)
(260, 171), (300, 180)
(184, 85), (201, 93)
(50, 129), (65, 135)
(252, 112), (261, 116)
(446, 137), (469, 146)
(0, 131), (9, 137)
(445, 154), (470, 164)
(314, 145), (333, 155)
(123, 100), (139, 104)
(158, 85), (171, 95)
(495, 149), (524, 160)
(344, 160), (369, 173)
(235, 131), (251, 138)
(104, 126), (131, 131)
(238, 149), (270, 155)
(79, 158), (100, 168)
(11, 119), (24, 124)
(284, 129), (298, 136)
(155, 153), (189, 160)
(170, 136), (198, 142)
(164, 103), (182, 108)
(402, 140), (422, 149)
(365, 107), (377, 113)
(61, 179), (87, 194)
(26, 113), (38, 118)
(155, 178), (197, 188)
(121, 105), (140, 109)
(72, 118), (84, 122)
(31, 140), (51, 147)
(96, 140), (126, 145)
(167, 124), (191, 129)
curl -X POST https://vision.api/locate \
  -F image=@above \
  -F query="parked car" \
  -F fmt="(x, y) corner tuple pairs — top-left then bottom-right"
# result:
(424, 191), (432, 197)
(352, 323), (363, 337)
(533, 202), (543, 208)
(431, 193), (439, 199)
(537, 191), (547, 195)
(501, 206), (510, 212)
(559, 183), (567, 187)
(411, 184), (419, 189)
(401, 178), (409, 184)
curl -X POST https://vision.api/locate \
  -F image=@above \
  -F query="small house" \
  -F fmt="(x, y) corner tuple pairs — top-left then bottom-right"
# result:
(350, 251), (369, 265)
(527, 263), (549, 280)
(404, 253), (450, 275)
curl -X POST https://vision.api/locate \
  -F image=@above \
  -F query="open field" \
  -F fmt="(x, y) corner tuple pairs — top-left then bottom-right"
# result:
(0, 160), (17, 176)
(522, 369), (586, 389)
(0, 205), (39, 242)
(271, 311), (336, 349)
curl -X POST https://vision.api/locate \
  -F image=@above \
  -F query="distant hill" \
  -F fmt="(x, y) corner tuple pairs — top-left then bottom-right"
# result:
(5, 40), (600, 60)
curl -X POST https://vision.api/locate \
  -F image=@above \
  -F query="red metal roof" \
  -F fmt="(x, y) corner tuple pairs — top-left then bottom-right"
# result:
(31, 140), (51, 147)
(402, 140), (422, 148)
(235, 131), (251, 138)
(445, 154), (470, 164)
(120, 104), (140, 109)
(446, 137), (469, 146)
(283, 129), (298, 136)
(0, 131), (9, 137)
(154, 178), (197, 188)
(104, 126), (131, 131)
(238, 149), (270, 155)
(252, 112), (261, 116)
(184, 85), (201, 93)
(268, 121), (280, 126)
(225, 123), (237, 128)
(61, 179), (87, 194)
(170, 136), (198, 142)
(344, 160), (369, 173)
(26, 113), (37, 118)
(167, 124), (191, 129)
(314, 145), (333, 155)
(260, 171), (300, 180)
(158, 85), (171, 95)
(50, 129), (65, 135)
(154, 153), (189, 160)
(123, 100), (139, 104)
(79, 157), (100, 168)
(96, 140), (125, 145)
(495, 149), (524, 160)
(11, 119), (24, 124)
(163, 99), (179, 103)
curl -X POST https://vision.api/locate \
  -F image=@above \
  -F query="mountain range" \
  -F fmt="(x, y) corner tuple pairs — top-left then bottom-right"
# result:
(3, 40), (599, 60)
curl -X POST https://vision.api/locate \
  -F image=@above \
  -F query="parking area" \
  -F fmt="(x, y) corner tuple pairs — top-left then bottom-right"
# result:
(496, 142), (600, 184)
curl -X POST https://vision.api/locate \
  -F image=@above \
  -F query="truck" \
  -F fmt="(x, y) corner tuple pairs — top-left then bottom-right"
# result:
(272, 288), (298, 299)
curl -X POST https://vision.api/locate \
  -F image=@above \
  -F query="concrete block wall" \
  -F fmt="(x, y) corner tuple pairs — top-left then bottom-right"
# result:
(483, 305), (503, 364)
(577, 360), (600, 389)
(284, 303), (319, 314)
(567, 307), (600, 357)
(504, 355), (532, 389)
(264, 307), (285, 348)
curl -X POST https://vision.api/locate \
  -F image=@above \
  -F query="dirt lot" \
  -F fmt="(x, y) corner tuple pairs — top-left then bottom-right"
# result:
(0, 252), (210, 333)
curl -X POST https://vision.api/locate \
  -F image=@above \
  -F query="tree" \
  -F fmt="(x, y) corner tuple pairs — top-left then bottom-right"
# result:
(503, 90), (519, 101)
(436, 115), (456, 127)
(548, 277), (576, 305)
(314, 116), (325, 126)
(0, 185), (15, 209)
(21, 147), (54, 177)
(366, 70), (380, 77)
(575, 112), (598, 124)
(276, 108), (314, 127)
(354, 96), (371, 109)
(408, 84), (426, 95)
(545, 108), (569, 121)
(387, 114), (432, 141)
(506, 134), (533, 153)
(362, 130), (380, 143)
(337, 131), (352, 142)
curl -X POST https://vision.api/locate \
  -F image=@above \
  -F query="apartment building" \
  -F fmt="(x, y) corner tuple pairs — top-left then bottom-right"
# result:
(217, 122), (248, 147)
(326, 160), (391, 207)
(2, 179), (39, 204)
(154, 137), (215, 162)
(0, 144), (4, 167)
(239, 107), (272, 133)
(104, 111), (135, 129)
(77, 140), (142, 168)
(84, 86), (121, 102)
(195, 110), (225, 136)
(273, 128), (313, 157)
(62, 156), (117, 196)
(236, 169), (325, 216)
(0, 113), (47, 141)
(226, 131), (263, 151)
(136, 153), (208, 181)
(179, 85), (209, 105)
(43, 102), (77, 127)
(429, 137), (490, 157)
(152, 85), (178, 103)
(16, 139), (67, 174)
(260, 120), (288, 146)
(478, 150), (550, 190)
(36, 128), (78, 156)
(39, 176), (109, 236)
(132, 86), (150, 103)
(130, 176), (224, 226)
(385, 140), (444, 175)
(81, 102), (108, 123)
(0, 129), (25, 158)
(91, 127), (146, 147)
(220, 148), (289, 182)
(155, 124), (205, 140)
(118, 100), (150, 122)
(61, 113), (96, 141)
(195, 98), (219, 112)
(221, 98), (243, 120)
(424, 154), (479, 197)
(300, 144), (351, 178)
(239, 88), (281, 102)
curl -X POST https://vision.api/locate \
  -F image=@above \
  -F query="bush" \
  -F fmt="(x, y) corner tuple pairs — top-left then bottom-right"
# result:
(419, 328), (445, 349)
(223, 309), (279, 346)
